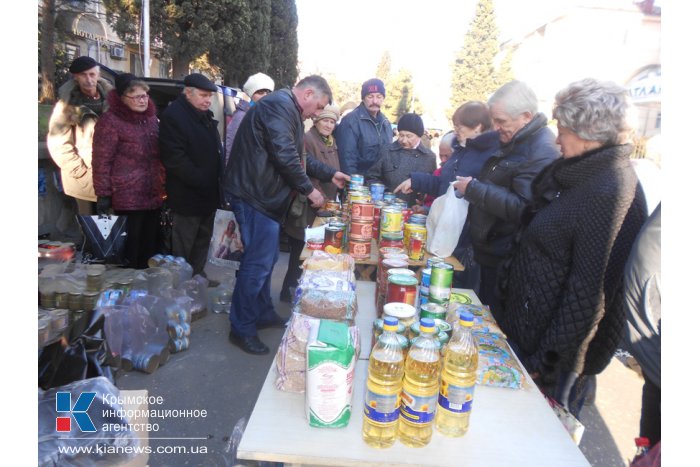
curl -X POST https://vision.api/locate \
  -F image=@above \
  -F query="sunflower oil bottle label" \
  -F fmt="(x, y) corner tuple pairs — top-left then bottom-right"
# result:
(399, 388), (438, 424)
(364, 390), (400, 423)
(437, 382), (474, 413)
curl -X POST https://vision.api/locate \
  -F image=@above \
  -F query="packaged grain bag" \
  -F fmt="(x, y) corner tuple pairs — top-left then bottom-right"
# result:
(306, 320), (356, 427)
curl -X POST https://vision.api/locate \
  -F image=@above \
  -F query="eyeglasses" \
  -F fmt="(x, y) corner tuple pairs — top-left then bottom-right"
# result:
(253, 89), (271, 96)
(124, 94), (149, 102)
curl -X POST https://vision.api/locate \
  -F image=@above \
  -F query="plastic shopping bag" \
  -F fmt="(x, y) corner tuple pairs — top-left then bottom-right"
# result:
(426, 181), (469, 257)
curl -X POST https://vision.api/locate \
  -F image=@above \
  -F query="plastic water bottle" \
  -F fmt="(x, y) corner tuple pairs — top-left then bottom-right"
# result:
(362, 317), (405, 448)
(398, 318), (441, 447)
(174, 256), (193, 284)
(435, 311), (479, 437)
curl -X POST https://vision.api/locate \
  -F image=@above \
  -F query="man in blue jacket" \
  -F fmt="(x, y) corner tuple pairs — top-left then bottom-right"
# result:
(454, 80), (560, 311)
(335, 78), (393, 176)
(223, 75), (349, 355)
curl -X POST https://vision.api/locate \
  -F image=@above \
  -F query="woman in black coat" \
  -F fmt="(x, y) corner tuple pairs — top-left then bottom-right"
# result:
(498, 78), (648, 417)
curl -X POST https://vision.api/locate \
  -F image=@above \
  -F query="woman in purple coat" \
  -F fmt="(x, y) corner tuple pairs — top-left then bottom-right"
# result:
(92, 73), (165, 268)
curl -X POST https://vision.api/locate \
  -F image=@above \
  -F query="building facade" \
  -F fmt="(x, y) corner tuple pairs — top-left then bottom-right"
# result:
(501, 0), (661, 138)
(45, 0), (170, 77)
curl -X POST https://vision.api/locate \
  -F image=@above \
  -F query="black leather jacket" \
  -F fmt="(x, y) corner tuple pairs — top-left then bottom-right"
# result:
(223, 89), (336, 223)
(464, 113), (560, 267)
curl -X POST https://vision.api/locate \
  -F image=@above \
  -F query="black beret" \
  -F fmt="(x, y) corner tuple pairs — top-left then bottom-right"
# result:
(115, 73), (136, 96)
(183, 73), (218, 92)
(69, 56), (100, 74)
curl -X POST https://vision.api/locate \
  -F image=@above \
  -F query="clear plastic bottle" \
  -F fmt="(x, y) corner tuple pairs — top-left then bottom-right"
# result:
(435, 311), (479, 437)
(398, 318), (441, 447)
(362, 316), (405, 448)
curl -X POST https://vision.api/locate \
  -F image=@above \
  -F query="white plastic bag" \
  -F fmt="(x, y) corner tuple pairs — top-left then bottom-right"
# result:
(426, 181), (469, 257)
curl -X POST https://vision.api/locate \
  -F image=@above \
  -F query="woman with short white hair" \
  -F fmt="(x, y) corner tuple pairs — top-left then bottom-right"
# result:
(498, 78), (649, 417)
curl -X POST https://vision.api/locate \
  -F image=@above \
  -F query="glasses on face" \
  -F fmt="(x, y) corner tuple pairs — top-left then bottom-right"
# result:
(254, 89), (271, 96)
(125, 94), (149, 102)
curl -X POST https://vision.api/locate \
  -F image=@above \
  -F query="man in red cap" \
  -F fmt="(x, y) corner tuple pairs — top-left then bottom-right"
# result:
(47, 56), (112, 215)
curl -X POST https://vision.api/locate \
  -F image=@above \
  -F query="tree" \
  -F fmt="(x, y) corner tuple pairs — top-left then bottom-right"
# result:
(210, 0), (270, 87)
(375, 50), (391, 82)
(323, 74), (362, 107)
(448, 0), (501, 119)
(383, 68), (423, 124)
(38, 0), (80, 103)
(268, 0), (298, 88)
(103, 0), (250, 79)
(495, 47), (515, 86)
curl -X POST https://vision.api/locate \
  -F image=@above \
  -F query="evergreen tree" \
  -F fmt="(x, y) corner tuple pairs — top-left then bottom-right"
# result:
(269, 0), (299, 88)
(495, 47), (515, 87)
(383, 68), (421, 124)
(103, 0), (251, 79)
(324, 74), (362, 107)
(448, 0), (500, 119)
(375, 50), (391, 82)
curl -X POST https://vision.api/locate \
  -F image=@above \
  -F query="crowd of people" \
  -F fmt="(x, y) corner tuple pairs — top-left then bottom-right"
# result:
(47, 56), (660, 456)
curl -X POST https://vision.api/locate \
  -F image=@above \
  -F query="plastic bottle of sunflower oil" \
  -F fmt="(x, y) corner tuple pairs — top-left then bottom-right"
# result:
(398, 318), (441, 447)
(435, 311), (479, 437)
(362, 317), (405, 448)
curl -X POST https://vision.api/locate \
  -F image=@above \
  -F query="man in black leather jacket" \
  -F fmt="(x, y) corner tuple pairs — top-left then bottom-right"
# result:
(454, 81), (559, 313)
(223, 75), (349, 355)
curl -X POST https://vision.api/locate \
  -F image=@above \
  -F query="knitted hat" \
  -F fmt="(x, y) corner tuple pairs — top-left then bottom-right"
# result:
(315, 104), (340, 122)
(243, 72), (275, 98)
(397, 113), (424, 138)
(69, 56), (100, 73)
(361, 78), (385, 99)
(115, 73), (136, 96)
(183, 73), (218, 92)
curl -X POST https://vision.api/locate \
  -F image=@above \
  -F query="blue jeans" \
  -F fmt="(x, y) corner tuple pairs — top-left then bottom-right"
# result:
(228, 198), (280, 337)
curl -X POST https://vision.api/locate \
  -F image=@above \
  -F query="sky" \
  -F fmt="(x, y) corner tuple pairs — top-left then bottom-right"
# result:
(296, 0), (581, 127)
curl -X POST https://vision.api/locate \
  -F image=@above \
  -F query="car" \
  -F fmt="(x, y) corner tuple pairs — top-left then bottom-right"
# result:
(99, 65), (240, 142)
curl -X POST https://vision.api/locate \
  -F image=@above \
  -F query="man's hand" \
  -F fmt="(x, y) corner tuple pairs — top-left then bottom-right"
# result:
(394, 178), (413, 194)
(454, 176), (473, 196)
(411, 204), (428, 214)
(332, 171), (351, 189)
(308, 188), (325, 208)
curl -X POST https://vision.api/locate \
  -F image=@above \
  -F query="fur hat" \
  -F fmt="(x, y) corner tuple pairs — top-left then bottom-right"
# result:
(69, 56), (100, 74)
(243, 73), (275, 98)
(315, 104), (340, 122)
(361, 78), (385, 99)
(183, 73), (218, 92)
(397, 113), (425, 138)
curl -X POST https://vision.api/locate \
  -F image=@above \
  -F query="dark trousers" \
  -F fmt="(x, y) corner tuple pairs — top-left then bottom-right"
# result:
(478, 264), (500, 317)
(171, 210), (215, 276)
(115, 209), (160, 269)
(640, 371), (661, 446)
(282, 237), (305, 293)
(75, 198), (96, 216)
(228, 198), (280, 337)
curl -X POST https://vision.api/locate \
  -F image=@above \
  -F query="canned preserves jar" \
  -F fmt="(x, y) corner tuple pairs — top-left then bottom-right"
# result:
(387, 274), (419, 307)
(382, 302), (417, 330)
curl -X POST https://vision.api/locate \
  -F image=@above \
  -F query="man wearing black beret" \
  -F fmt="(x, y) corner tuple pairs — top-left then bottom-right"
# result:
(47, 56), (112, 216)
(159, 73), (222, 276)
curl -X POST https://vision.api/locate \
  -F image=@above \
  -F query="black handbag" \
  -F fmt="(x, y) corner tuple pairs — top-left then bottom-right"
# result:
(38, 310), (115, 390)
(77, 214), (128, 264)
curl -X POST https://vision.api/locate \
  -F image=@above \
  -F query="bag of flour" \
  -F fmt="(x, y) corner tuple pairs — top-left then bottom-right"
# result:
(306, 320), (356, 428)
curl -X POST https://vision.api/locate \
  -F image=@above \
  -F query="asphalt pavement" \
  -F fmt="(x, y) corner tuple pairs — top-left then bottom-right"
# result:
(115, 251), (644, 467)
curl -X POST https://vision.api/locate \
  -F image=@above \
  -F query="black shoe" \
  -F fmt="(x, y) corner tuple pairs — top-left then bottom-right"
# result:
(279, 287), (292, 303)
(256, 314), (288, 330)
(228, 332), (269, 355)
